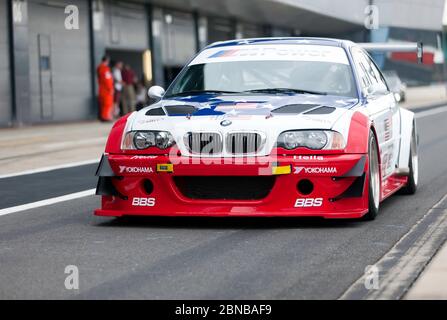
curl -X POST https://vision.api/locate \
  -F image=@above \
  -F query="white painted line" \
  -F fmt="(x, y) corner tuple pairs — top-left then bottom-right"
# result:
(415, 105), (447, 119)
(0, 159), (99, 179)
(0, 189), (96, 217)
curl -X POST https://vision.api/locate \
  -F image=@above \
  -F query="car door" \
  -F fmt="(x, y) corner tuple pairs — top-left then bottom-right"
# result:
(366, 54), (401, 179)
(351, 48), (396, 182)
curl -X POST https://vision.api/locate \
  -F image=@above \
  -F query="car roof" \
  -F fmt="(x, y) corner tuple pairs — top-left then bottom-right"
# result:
(205, 37), (356, 49)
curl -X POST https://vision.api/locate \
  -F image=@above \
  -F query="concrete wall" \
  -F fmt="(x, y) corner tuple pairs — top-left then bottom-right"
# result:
(277, 0), (445, 31)
(0, 0), (12, 126)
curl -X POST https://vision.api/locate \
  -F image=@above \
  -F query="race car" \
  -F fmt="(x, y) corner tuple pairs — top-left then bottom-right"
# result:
(95, 37), (419, 220)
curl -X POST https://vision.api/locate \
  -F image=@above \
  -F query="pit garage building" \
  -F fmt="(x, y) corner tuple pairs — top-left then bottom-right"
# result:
(0, 0), (445, 127)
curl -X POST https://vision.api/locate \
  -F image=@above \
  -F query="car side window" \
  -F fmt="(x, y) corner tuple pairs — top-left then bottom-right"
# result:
(351, 49), (372, 92)
(352, 48), (389, 96)
(362, 52), (389, 94)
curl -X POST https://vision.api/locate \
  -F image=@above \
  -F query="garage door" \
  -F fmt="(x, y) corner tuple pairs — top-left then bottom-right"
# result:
(28, 0), (91, 122)
(104, 1), (149, 50)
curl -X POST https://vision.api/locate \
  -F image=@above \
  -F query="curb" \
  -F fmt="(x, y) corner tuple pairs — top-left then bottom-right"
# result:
(339, 194), (447, 300)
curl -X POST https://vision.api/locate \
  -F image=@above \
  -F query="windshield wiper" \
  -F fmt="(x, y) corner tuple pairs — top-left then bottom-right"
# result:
(245, 88), (327, 95)
(165, 90), (240, 97)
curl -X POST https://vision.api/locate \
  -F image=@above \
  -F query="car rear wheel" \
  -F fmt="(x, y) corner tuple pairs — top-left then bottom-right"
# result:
(363, 132), (381, 221)
(400, 125), (418, 195)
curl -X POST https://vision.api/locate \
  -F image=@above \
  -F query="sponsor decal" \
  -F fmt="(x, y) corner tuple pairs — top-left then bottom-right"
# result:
(137, 118), (165, 124)
(119, 166), (153, 174)
(294, 167), (337, 174)
(207, 47), (341, 61)
(190, 45), (350, 66)
(294, 198), (323, 208)
(132, 197), (156, 207)
(130, 155), (158, 159)
(156, 163), (174, 173)
(294, 155), (325, 161)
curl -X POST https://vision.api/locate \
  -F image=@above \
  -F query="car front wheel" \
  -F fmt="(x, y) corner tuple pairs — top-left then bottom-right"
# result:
(363, 132), (381, 221)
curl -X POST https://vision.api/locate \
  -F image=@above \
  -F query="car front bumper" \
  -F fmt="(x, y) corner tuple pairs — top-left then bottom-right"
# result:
(94, 153), (369, 219)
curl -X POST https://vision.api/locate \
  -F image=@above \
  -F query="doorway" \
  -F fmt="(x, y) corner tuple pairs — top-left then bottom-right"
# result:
(38, 34), (54, 120)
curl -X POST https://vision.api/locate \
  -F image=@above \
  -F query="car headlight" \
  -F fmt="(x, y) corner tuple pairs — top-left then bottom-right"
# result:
(122, 131), (176, 150)
(277, 130), (345, 150)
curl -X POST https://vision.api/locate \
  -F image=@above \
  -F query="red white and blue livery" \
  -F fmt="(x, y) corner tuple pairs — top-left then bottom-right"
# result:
(95, 37), (419, 220)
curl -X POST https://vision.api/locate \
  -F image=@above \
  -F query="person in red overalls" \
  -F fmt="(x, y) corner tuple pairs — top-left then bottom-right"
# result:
(97, 56), (114, 121)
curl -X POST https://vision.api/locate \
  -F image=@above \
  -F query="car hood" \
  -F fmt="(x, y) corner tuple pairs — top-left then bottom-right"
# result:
(129, 94), (359, 156)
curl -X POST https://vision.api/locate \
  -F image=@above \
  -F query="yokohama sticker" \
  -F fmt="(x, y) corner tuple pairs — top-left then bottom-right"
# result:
(119, 166), (154, 174)
(294, 167), (337, 174)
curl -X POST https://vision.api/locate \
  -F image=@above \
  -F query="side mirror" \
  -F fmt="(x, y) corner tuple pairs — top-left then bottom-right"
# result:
(362, 87), (373, 98)
(148, 86), (165, 101)
(394, 92), (402, 103)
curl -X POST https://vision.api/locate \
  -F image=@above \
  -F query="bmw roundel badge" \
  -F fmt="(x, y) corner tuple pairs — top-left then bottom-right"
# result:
(220, 120), (232, 127)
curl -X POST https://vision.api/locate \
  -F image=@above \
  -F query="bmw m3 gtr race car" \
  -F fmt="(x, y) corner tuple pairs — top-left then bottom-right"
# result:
(95, 37), (420, 220)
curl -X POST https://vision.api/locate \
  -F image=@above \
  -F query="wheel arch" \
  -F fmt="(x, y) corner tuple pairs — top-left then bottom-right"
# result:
(344, 110), (375, 154)
(104, 113), (133, 154)
(397, 108), (416, 171)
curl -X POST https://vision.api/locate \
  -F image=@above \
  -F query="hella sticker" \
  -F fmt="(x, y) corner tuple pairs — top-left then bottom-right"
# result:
(294, 155), (325, 161)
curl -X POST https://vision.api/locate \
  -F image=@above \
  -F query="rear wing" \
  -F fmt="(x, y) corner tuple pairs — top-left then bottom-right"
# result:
(358, 42), (423, 63)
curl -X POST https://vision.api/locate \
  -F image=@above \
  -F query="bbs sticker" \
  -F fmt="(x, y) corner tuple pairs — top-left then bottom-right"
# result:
(132, 197), (156, 207)
(294, 198), (323, 208)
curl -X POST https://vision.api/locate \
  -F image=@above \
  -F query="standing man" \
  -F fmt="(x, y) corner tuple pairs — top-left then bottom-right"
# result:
(121, 64), (137, 114)
(112, 61), (124, 117)
(96, 56), (114, 122)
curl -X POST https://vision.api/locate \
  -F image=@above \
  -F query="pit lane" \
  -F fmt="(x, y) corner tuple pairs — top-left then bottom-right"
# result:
(1, 105), (447, 299)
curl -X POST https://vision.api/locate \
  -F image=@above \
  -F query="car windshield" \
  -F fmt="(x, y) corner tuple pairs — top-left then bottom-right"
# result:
(166, 45), (357, 98)
(166, 60), (357, 98)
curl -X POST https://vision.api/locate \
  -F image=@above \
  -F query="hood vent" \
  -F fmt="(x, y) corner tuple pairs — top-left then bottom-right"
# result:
(165, 105), (198, 116)
(271, 104), (319, 114)
(304, 106), (336, 115)
(145, 107), (166, 116)
(145, 105), (199, 116)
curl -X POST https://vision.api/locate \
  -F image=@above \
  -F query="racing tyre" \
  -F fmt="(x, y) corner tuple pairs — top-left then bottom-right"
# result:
(400, 125), (418, 195)
(363, 132), (381, 221)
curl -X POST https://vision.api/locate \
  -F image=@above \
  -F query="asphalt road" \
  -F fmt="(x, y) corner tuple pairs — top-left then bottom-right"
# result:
(1, 107), (447, 299)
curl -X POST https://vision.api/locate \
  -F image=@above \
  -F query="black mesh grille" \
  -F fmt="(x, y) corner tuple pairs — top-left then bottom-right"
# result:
(174, 176), (276, 200)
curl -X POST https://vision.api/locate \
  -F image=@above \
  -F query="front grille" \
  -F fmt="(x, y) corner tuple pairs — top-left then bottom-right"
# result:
(174, 176), (276, 200)
(185, 132), (222, 155)
(226, 132), (263, 154)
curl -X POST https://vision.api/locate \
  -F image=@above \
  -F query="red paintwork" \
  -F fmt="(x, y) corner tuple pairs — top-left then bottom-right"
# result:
(391, 51), (434, 65)
(95, 154), (369, 218)
(345, 111), (370, 154)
